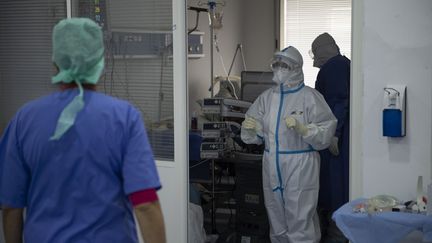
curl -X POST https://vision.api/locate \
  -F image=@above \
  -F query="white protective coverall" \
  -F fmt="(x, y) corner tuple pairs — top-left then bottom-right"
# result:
(241, 46), (337, 243)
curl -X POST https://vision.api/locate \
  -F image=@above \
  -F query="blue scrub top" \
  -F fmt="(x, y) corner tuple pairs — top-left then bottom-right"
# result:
(0, 89), (161, 243)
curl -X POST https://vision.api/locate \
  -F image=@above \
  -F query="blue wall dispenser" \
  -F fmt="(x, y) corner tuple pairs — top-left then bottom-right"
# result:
(382, 85), (406, 137)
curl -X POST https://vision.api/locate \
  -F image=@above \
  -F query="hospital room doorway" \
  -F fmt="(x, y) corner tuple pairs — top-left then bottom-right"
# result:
(186, 0), (352, 242)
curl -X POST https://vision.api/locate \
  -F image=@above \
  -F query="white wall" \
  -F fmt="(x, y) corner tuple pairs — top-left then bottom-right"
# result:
(352, 0), (432, 201)
(187, 0), (275, 118)
(187, 0), (244, 117)
(155, 163), (188, 243)
(240, 0), (276, 71)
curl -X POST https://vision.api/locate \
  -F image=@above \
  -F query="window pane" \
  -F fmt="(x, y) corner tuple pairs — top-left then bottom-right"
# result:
(0, 0), (65, 131)
(283, 0), (351, 87)
(72, 0), (174, 161)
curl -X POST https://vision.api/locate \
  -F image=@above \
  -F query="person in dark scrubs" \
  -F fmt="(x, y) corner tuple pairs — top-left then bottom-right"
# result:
(311, 32), (350, 243)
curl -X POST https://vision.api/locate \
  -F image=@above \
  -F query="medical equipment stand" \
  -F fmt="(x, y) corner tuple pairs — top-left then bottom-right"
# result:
(210, 26), (214, 98)
(208, 0), (216, 233)
(211, 159), (216, 233)
(227, 43), (246, 77)
(198, 0), (226, 233)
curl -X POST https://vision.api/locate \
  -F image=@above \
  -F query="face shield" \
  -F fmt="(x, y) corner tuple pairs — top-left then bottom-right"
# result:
(270, 57), (297, 72)
(270, 47), (304, 86)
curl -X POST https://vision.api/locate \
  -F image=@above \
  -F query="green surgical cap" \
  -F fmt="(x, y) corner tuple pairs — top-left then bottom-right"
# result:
(50, 18), (105, 140)
(52, 18), (105, 84)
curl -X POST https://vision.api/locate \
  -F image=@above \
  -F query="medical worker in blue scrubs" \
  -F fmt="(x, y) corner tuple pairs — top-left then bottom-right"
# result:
(0, 18), (165, 243)
(241, 46), (337, 243)
(311, 32), (350, 243)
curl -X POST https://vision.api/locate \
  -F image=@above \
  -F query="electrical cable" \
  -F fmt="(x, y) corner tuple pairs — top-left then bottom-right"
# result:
(158, 48), (166, 122)
(110, 36), (117, 95)
(103, 35), (115, 94)
(187, 6), (208, 34)
(190, 159), (211, 169)
(123, 39), (132, 101)
(110, 37), (148, 121)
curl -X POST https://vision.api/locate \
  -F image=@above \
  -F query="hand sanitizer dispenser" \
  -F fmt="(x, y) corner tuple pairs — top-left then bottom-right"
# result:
(382, 85), (406, 137)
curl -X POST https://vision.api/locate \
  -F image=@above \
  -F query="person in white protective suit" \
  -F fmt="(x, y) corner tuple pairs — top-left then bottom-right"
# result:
(241, 46), (337, 243)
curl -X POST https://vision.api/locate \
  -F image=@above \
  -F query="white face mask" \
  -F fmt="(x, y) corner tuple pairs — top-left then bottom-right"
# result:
(272, 69), (291, 85)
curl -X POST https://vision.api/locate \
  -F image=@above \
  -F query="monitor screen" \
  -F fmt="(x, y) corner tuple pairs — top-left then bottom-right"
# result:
(241, 71), (275, 102)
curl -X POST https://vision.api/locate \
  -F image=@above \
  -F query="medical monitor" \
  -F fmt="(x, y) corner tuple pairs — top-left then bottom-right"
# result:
(241, 71), (275, 103)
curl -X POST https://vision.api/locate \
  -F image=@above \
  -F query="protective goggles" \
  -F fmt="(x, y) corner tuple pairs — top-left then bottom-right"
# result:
(271, 61), (288, 69)
(270, 61), (296, 72)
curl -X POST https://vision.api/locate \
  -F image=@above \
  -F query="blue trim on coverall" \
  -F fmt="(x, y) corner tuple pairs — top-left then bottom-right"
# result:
(273, 83), (306, 202)
(282, 83), (305, 94)
(265, 148), (315, 154)
(274, 84), (285, 201)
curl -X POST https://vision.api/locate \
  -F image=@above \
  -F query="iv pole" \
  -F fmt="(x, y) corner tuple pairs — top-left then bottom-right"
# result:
(197, 0), (225, 233)
(201, 0), (224, 98)
(205, 0), (221, 233)
(208, 1), (216, 233)
(209, 1), (216, 98)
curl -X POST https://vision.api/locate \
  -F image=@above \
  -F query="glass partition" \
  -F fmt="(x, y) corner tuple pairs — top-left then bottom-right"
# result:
(72, 0), (174, 161)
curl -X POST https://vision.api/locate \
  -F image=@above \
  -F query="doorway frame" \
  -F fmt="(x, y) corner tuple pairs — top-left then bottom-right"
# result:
(66, 0), (189, 242)
(350, 0), (364, 199)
